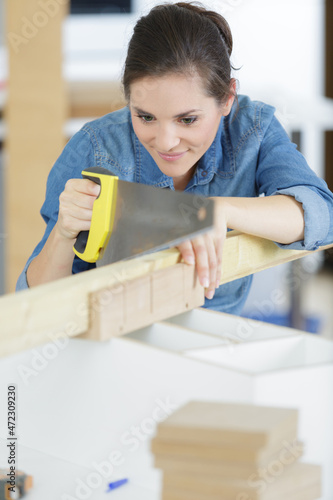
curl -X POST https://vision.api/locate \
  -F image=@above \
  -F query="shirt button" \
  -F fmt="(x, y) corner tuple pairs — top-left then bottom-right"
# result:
(202, 170), (208, 177)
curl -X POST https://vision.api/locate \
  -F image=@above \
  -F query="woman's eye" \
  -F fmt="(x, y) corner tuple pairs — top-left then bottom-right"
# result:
(139, 115), (154, 123)
(181, 117), (197, 125)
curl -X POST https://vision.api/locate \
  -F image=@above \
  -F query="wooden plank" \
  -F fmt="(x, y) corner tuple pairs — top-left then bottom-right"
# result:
(0, 247), (183, 357)
(0, 231), (332, 358)
(83, 263), (204, 340)
(218, 231), (331, 285)
(154, 454), (293, 481)
(153, 400), (298, 448)
(151, 434), (301, 464)
(5, 0), (68, 292)
(161, 475), (321, 500)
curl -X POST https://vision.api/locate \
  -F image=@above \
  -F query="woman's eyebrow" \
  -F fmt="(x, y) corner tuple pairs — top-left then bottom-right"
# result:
(173, 109), (202, 118)
(132, 106), (202, 118)
(132, 106), (153, 115)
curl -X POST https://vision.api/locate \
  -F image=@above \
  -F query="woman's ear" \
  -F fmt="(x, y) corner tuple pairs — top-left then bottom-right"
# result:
(221, 78), (237, 116)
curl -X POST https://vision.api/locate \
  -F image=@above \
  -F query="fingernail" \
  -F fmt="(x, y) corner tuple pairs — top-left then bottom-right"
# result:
(203, 278), (209, 288)
(206, 290), (214, 300)
(216, 280), (220, 289)
(185, 255), (195, 265)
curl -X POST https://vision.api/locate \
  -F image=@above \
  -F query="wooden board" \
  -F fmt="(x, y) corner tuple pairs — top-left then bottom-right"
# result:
(85, 232), (333, 340)
(0, 246), (183, 357)
(154, 452), (304, 482)
(161, 480), (321, 500)
(83, 262), (204, 341)
(153, 400), (298, 448)
(0, 231), (332, 358)
(151, 431), (303, 466)
(151, 434), (302, 465)
(161, 463), (321, 500)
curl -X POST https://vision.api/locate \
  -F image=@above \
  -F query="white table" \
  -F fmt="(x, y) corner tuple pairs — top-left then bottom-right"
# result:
(0, 308), (333, 500)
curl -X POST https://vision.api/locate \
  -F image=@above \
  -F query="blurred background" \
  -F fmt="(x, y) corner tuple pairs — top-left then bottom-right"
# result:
(0, 0), (332, 336)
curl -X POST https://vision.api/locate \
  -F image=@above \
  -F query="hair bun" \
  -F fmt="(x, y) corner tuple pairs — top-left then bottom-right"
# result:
(176, 2), (233, 55)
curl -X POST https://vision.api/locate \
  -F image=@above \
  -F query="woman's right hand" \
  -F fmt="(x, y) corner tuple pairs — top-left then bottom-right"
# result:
(27, 178), (101, 287)
(56, 178), (101, 240)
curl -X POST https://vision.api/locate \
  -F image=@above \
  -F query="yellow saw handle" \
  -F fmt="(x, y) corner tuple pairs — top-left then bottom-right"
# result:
(73, 167), (118, 263)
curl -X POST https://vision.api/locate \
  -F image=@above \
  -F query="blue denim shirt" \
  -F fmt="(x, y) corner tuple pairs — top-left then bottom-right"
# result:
(16, 95), (333, 314)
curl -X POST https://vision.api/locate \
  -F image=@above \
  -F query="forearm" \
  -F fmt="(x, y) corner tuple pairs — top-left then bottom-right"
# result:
(216, 195), (305, 244)
(26, 224), (75, 287)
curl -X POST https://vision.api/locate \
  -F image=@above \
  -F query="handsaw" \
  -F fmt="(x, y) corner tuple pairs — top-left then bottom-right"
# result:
(73, 167), (214, 265)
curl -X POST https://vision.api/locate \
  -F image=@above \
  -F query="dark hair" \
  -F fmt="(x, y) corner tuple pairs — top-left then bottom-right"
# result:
(122, 2), (236, 105)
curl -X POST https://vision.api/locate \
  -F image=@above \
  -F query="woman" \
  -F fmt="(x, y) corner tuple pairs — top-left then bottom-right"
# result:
(16, 2), (333, 315)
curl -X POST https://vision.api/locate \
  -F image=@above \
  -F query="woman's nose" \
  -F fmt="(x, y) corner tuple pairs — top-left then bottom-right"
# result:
(154, 124), (180, 151)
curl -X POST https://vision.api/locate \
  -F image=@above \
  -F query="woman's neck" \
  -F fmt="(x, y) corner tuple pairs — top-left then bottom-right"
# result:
(173, 163), (198, 191)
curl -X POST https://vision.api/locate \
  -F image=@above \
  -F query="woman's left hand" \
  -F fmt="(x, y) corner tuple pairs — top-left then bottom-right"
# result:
(177, 198), (228, 300)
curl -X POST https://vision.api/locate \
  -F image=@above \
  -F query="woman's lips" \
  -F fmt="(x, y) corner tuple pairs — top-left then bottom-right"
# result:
(157, 151), (187, 162)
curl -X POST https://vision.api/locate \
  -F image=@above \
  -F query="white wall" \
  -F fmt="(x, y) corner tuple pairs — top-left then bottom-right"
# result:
(221, 0), (324, 98)
(64, 0), (325, 100)
(0, 0), (326, 101)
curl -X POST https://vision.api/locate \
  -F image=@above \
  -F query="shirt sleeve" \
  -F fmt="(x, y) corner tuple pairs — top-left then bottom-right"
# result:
(255, 108), (333, 251)
(15, 127), (97, 292)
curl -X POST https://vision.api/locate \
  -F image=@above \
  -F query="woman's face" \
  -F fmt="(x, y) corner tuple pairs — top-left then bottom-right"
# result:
(129, 73), (234, 190)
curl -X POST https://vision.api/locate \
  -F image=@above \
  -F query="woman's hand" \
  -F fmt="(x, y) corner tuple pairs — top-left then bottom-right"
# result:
(26, 178), (101, 287)
(177, 198), (228, 300)
(177, 193), (305, 300)
(56, 178), (101, 241)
